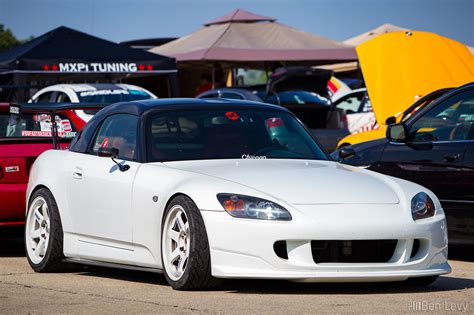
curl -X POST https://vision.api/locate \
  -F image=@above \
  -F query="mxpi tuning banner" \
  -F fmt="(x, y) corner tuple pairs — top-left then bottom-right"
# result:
(48, 62), (150, 72)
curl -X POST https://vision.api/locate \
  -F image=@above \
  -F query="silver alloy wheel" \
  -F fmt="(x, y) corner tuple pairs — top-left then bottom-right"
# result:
(162, 205), (190, 281)
(25, 196), (51, 264)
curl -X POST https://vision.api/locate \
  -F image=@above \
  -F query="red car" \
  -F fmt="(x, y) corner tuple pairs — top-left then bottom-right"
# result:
(0, 103), (102, 229)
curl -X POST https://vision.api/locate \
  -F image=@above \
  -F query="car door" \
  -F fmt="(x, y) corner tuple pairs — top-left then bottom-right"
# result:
(375, 89), (474, 205)
(449, 113), (474, 244)
(67, 113), (140, 252)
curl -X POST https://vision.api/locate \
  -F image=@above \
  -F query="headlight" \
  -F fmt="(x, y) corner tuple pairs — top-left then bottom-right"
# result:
(217, 194), (292, 221)
(411, 192), (435, 220)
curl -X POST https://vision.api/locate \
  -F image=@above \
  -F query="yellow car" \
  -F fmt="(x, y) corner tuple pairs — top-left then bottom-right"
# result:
(336, 31), (474, 149)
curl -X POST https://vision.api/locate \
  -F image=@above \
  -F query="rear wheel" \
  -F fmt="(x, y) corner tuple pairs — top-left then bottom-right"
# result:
(25, 188), (68, 272)
(161, 195), (222, 290)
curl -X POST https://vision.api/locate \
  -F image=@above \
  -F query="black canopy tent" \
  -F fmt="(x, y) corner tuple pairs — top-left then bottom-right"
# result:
(0, 26), (178, 101)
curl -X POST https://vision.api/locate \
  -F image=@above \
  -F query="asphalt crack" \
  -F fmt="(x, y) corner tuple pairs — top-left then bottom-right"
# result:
(0, 272), (34, 276)
(0, 280), (210, 313)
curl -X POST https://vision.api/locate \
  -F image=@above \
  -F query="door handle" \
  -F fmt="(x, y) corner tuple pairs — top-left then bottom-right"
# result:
(444, 154), (460, 162)
(72, 167), (83, 179)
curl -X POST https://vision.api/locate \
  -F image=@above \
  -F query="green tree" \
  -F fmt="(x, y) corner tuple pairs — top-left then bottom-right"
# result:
(0, 24), (23, 52)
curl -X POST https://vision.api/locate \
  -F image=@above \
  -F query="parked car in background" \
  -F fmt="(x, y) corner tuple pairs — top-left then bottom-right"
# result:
(197, 87), (262, 102)
(340, 30), (474, 150)
(25, 98), (449, 290)
(198, 67), (349, 152)
(0, 103), (102, 230)
(332, 88), (377, 134)
(332, 83), (474, 245)
(336, 88), (452, 149)
(30, 84), (157, 121)
(327, 76), (353, 101)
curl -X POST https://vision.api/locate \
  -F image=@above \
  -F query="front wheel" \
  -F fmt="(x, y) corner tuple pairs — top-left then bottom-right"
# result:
(25, 188), (68, 272)
(161, 195), (222, 290)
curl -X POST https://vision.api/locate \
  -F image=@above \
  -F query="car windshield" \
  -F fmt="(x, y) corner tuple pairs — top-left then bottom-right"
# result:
(148, 109), (327, 162)
(78, 89), (153, 103)
(0, 112), (77, 139)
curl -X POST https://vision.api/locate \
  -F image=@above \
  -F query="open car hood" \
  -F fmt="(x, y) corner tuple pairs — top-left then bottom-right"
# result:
(265, 67), (332, 97)
(357, 31), (474, 126)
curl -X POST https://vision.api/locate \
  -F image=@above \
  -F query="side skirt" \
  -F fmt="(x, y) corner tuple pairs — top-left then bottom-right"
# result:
(63, 258), (163, 274)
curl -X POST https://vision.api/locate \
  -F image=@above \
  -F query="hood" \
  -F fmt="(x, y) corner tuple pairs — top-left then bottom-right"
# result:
(163, 159), (399, 205)
(337, 127), (387, 148)
(266, 67), (332, 97)
(358, 31), (474, 126)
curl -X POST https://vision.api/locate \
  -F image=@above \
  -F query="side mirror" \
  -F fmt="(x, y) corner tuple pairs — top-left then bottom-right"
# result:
(98, 147), (118, 158)
(385, 116), (396, 125)
(97, 147), (130, 172)
(338, 146), (356, 160)
(387, 123), (408, 142)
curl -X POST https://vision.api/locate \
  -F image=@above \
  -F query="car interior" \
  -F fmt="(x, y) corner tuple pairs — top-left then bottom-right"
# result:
(149, 111), (320, 162)
(410, 97), (474, 142)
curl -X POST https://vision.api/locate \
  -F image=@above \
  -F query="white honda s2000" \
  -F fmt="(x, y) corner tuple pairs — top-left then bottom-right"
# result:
(24, 99), (450, 290)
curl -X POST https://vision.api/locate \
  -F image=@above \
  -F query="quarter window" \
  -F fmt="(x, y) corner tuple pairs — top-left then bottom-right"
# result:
(55, 92), (71, 103)
(91, 114), (138, 160)
(35, 92), (54, 103)
(409, 91), (474, 142)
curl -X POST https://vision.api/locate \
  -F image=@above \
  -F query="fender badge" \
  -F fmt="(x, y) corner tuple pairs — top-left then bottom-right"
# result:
(152, 196), (158, 202)
(5, 166), (19, 173)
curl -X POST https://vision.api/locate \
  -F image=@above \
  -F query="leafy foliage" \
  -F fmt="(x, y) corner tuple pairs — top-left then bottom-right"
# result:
(0, 24), (33, 52)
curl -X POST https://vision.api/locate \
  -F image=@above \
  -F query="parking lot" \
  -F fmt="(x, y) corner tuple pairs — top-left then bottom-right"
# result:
(0, 238), (472, 314)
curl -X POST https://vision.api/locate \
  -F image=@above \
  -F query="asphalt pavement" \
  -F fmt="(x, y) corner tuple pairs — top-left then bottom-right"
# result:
(0, 238), (473, 314)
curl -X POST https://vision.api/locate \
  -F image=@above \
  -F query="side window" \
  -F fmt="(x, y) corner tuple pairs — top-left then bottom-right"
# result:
(199, 93), (217, 99)
(410, 91), (474, 142)
(220, 92), (243, 100)
(35, 92), (54, 103)
(91, 114), (138, 161)
(335, 92), (365, 114)
(55, 92), (71, 103)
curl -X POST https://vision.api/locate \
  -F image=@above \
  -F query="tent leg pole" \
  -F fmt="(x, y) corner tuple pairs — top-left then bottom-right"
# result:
(211, 65), (215, 89)
(169, 73), (180, 97)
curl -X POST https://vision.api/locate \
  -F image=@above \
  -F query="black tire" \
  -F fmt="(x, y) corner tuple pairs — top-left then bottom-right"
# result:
(405, 275), (439, 286)
(161, 195), (222, 290)
(25, 188), (68, 272)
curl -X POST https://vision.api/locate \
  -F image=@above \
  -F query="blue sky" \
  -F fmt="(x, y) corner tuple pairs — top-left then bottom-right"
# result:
(0, 0), (472, 45)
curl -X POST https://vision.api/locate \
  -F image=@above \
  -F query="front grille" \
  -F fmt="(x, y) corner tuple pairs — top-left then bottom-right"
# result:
(311, 240), (397, 263)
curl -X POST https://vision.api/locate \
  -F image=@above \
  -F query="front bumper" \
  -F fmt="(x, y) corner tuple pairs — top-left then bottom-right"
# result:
(201, 203), (450, 282)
